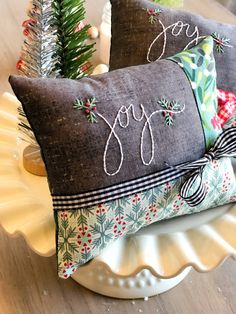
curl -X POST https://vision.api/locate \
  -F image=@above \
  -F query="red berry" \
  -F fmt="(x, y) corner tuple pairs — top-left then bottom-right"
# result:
(85, 102), (90, 107)
(92, 106), (97, 110)
(85, 109), (90, 114)
(23, 28), (30, 36)
(22, 19), (35, 28)
(16, 60), (23, 70)
(22, 20), (28, 27)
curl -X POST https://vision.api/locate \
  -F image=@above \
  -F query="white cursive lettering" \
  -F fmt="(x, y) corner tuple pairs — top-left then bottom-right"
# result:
(97, 103), (185, 176)
(147, 20), (205, 62)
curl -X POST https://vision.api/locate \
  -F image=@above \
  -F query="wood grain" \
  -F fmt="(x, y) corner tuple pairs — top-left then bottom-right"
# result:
(0, 229), (236, 314)
(0, 1), (236, 313)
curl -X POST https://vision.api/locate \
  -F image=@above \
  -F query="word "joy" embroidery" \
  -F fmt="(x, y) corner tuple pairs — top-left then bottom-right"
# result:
(147, 20), (232, 62)
(74, 99), (185, 176)
(74, 97), (185, 176)
(147, 20), (204, 62)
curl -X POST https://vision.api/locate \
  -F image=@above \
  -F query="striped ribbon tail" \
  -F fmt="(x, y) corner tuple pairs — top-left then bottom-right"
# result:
(179, 127), (236, 207)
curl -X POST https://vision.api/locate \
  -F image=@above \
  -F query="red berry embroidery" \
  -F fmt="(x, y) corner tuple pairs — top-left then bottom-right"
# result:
(143, 8), (162, 24)
(74, 97), (98, 123)
(158, 98), (184, 127)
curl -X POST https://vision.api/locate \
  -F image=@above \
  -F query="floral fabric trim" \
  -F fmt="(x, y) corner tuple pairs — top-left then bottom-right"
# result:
(167, 36), (221, 148)
(57, 157), (236, 278)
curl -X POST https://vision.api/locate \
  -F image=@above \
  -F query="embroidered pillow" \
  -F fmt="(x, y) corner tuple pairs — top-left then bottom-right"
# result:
(110, 0), (236, 94)
(9, 37), (236, 278)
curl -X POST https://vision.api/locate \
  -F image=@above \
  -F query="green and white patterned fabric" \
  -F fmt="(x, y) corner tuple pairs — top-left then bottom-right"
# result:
(168, 36), (220, 148)
(57, 157), (236, 278)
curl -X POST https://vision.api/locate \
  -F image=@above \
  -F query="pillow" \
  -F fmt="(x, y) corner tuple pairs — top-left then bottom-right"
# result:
(110, 0), (236, 94)
(9, 37), (236, 278)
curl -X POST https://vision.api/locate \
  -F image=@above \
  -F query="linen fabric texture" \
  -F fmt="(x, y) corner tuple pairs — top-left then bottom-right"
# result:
(109, 0), (236, 94)
(9, 38), (219, 198)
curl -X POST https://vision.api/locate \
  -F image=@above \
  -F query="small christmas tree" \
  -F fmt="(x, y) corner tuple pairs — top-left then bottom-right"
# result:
(17, 0), (61, 78)
(17, 0), (95, 144)
(17, 0), (94, 78)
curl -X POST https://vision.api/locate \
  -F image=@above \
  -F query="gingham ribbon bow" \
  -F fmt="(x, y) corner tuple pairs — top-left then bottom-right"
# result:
(179, 127), (236, 207)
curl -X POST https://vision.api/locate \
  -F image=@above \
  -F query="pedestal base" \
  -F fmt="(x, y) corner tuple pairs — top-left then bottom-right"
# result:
(72, 266), (191, 299)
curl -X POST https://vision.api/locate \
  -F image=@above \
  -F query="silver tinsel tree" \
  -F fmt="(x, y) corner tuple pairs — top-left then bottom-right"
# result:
(17, 0), (94, 144)
(17, 0), (60, 78)
(17, 0), (60, 144)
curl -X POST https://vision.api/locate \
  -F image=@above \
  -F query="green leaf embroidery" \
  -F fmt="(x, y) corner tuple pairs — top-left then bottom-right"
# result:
(143, 8), (163, 24)
(74, 97), (98, 123)
(158, 98), (184, 126)
(211, 32), (231, 53)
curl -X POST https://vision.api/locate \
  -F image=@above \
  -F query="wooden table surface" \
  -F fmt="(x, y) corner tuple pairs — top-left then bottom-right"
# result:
(0, 0), (236, 313)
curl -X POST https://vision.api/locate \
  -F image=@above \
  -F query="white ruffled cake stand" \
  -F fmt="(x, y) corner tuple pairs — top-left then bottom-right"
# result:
(0, 92), (236, 298)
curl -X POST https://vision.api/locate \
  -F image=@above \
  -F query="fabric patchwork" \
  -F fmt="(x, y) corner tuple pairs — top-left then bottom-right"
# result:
(57, 157), (236, 278)
(168, 36), (219, 148)
(10, 37), (233, 280)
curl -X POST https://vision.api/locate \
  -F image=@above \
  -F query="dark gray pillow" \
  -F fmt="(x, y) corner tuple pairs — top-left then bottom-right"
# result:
(110, 0), (236, 93)
(10, 37), (234, 278)
(9, 37), (220, 200)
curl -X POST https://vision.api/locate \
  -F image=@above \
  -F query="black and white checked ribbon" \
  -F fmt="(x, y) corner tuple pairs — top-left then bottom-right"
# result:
(178, 127), (236, 207)
(52, 128), (236, 211)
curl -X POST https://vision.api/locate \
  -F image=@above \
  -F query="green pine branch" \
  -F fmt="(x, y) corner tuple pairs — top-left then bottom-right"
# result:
(53, 0), (95, 79)
(18, 0), (95, 145)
